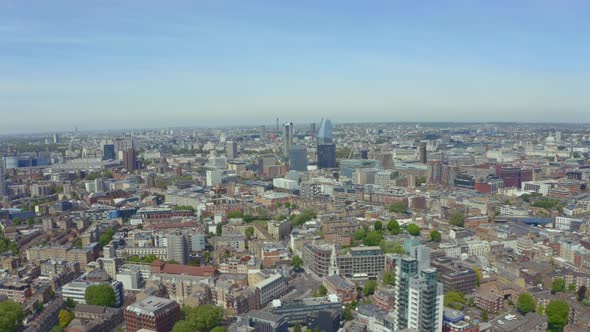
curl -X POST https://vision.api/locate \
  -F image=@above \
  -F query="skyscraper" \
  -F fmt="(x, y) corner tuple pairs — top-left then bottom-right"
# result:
(288, 145), (308, 172)
(317, 117), (333, 143)
(167, 232), (190, 265)
(283, 122), (294, 157)
(317, 144), (336, 169)
(103, 144), (116, 160)
(226, 141), (238, 159)
(123, 148), (138, 172)
(419, 142), (427, 164)
(393, 240), (444, 332)
(0, 155), (6, 198)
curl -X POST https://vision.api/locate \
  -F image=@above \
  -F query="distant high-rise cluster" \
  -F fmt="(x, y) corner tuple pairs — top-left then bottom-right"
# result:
(317, 117), (336, 169)
(283, 122), (294, 157)
(317, 117), (333, 143)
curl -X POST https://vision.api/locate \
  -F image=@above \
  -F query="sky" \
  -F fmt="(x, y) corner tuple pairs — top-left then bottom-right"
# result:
(1, 0), (589, 133)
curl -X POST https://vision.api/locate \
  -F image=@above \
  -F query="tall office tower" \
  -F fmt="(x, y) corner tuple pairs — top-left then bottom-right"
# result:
(167, 232), (190, 265)
(310, 123), (317, 137)
(226, 141), (238, 159)
(556, 131), (562, 143)
(123, 148), (138, 171)
(317, 117), (333, 143)
(419, 142), (427, 164)
(317, 144), (336, 169)
(427, 159), (443, 185)
(0, 156), (6, 198)
(288, 145), (308, 172)
(393, 240), (444, 332)
(53, 133), (59, 144)
(103, 144), (116, 160)
(283, 122), (294, 157)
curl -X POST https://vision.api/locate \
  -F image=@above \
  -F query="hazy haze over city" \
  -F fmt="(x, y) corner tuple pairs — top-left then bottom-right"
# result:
(1, 0), (589, 133)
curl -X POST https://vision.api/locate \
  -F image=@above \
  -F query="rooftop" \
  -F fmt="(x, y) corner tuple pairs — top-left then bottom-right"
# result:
(126, 296), (178, 316)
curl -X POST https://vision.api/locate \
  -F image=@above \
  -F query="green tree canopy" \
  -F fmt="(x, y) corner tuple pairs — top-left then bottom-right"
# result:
(84, 284), (116, 307)
(387, 219), (401, 235)
(380, 240), (405, 254)
(216, 223), (222, 236)
(383, 271), (396, 286)
(517, 293), (536, 314)
(406, 223), (421, 236)
(294, 323), (303, 332)
(290, 209), (317, 226)
(172, 320), (195, 332)
(430, 230), (441, 242)
(449, 212), (465, 227)
(551, 278), (566, 294)
(353, 228), (367, 241)
(58, 309), (74, 328)
(363, 231), (384, 246)
(211, 327), (228, 332)
(98, 229), (115, 247)
(388, 201), (407, 213)
(374, 220), (383, 231)
(444, 291), (466, 310)
(0, 300), (24, 332)
(546, 300), (570, 332)
(245, 226), (254, 240)
(363, 280), (377, 296)
(292, 255), (303, 270)
(183, 304), (224, 331)
(344, 304), (353, 321)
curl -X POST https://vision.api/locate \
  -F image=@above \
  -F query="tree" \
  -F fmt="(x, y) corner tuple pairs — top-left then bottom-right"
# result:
(430, 230), (441, 242)
(481, 309), (489, 322)
(537, 304), (544, 316)
(50, 327), (64, 332)
(578, 285), (587, 302)
(211, 327), (228, 332)
(473, 268), (482, 287)
(294, 323), (303, 332)
(388, 201), (407, 213)
(546, 300), (569, 332)
(449, 212), (465, 227)
(551, 278), (566, 294)
(172, 320), (195, 332)
(380, 240), (405, 254)
(363, 280), (377, 296)
(517, 293), (536, 314)
(0, 300), (24, 332)
(387, 219), (401, 235)
(84, 284), (116, 307)
(406, 223), (421, 236)
(65, 298), (76, 309)
(291, 209), (317, 226)
(58, 309), (74, 328)
(216, 223), (222, 236)
(98, 229), (115, 247)
(183, 304), (224, 331)
(569, 283), (576, 292)
(245, 226), (254, 240)
(383, 271), (396, 286)
(374, 220), (383, 231)
(292, 255), (303, 270)
(363, 231), (384, 246)
(344, 304), (353, 321)
(444, 291), (466, 310)
(314, 285), (328, 297)
(353, 228), (367, 241)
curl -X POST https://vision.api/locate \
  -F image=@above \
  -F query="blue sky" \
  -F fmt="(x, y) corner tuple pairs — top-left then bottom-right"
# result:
(1, 0), (589, 133)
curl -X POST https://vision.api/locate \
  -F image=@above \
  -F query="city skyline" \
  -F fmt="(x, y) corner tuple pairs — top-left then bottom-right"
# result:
(1, 1), (589, 133)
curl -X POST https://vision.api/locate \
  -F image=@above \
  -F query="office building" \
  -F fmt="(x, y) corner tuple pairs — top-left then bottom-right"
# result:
(256, 273), (289, 308)
(283, 122), (294, 157)
(167, 232), (190, 265)
(288, 145), (308, 171)
(393, 241), (444, 332)
(226, 141), (238, 159)
(236, 310), (289, 332)
(419, 142), (427, 164)
(190, 232), (206, 252)
(0, 156), (6, 198)
(206, 170), (224, 187)
(124, 296), (181, 332)
(123, 148), (138, 171)
(302, 243), (385, 278)
(103, 144), (116, 160)
(62, 280), (124, 307)
(317, 117), (333, 143)
(269, 295), (342, 326)
(317, 143), (336, 169)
